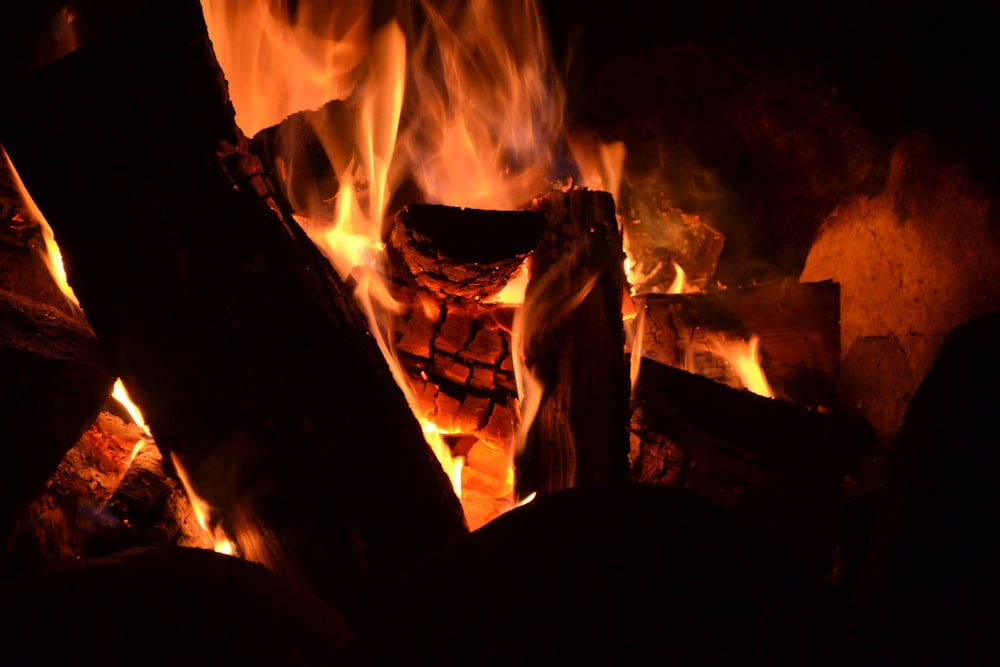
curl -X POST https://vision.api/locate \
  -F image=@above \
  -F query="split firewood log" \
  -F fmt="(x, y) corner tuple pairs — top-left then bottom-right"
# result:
(631, 279), (840, 408)
(0, 0), (466, 625)
(518, 188), (631, 494)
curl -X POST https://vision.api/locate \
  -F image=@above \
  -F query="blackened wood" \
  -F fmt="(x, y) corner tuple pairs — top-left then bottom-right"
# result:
(0, 0), (466, 625)
(387, 203), (546, 300)
(518, 188), (630, 493)
(0, 288), (113, 558)
(249, 99), (356, 218)
(0, 545), (351, 666)
(630, 355), (846, 572)
(632, 279), (840, 408)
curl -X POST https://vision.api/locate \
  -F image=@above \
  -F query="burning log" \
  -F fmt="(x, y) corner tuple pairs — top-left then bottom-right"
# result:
(6, 411), (208, 570)
(632, 279), (840, 408)
(83, 438), (208, 558)
(386, 203), (545, 300)
(629, 356), (847, 572)
(0, 0), (465, 624)
(0, 288), (114, 558)
(519, 188), (631, 494)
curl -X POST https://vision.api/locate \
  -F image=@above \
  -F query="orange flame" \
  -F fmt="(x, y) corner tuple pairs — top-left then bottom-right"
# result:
(201, 0), (370, 136)
(701, 334), (774, 398)
(399, 0), (565, 210)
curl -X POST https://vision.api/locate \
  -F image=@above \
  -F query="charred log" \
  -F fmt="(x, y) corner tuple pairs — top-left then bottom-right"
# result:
(629, 356), (847, 572)
(249, 99), (356, 218)
(0, 289), (113, 558)
(386, 203), (546, 301)
(0, 0), (466, 625)
(518, 188), (630, 494)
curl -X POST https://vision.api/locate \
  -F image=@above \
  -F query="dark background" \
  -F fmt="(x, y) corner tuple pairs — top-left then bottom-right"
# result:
(539, 0), (999, 189)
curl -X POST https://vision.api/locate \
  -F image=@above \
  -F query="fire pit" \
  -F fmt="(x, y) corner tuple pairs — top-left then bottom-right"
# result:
(1, 0), (998, 664)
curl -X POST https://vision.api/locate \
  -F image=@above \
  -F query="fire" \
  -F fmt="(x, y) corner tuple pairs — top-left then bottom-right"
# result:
(698, 334), (775, 399)
(170, 452), (237, 556)
(2, 147), (80, 310)
(112, 379), (150, 436)
(201, 0), (568, 521)
(201, 0), (370, 136)
(398, 0), (564, 210)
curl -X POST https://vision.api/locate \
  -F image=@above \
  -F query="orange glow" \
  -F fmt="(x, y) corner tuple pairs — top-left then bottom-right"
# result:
(170, 452), (238, 556)
(702, 334), (774, 398)
(484, 260), (529, 305)
(2, 147), (80, 310)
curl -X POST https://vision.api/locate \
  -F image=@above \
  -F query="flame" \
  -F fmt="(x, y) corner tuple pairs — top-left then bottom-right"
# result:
(112, 378), (150, 436)
(202, 0), (566, 518)
(2, 147), (80, 309)
(200, 0), (370, 136)
(702, 334), (774, 398)
(398, 0), (564, 210)
(170, 452), (237, 555)
(667, 261), (686, 294)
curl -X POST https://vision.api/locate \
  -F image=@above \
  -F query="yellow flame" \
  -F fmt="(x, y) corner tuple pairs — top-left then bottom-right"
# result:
(127, 438), (148, 467)
(704, 334), (774, 398)
(483, 260), (529, 305)
(170, 452), (237, 555)
(112, 378), (150, 436)
(2, 148), (80, 309)
(667, 261), (686, 294)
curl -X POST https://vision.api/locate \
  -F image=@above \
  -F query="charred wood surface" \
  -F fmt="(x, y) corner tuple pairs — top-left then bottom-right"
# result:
(387, 203), (546, 300)
(633, 279), (840, 408)
(249, 99), (355, 218)
(518, 188), (630, 494)
(83, 438), (206, 558)
(0, 288), (113, 557)
(0, 0), (466, 625)
(629, 356), (847, 572)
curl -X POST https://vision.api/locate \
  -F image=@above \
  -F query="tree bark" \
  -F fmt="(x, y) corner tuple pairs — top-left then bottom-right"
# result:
(0, 0), (466, 625)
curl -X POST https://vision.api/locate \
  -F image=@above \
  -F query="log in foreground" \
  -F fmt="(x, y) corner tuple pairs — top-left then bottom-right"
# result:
(0, 0), (466, 625)
(0, 545), (351, 666)
(629, 356), (847, 572)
